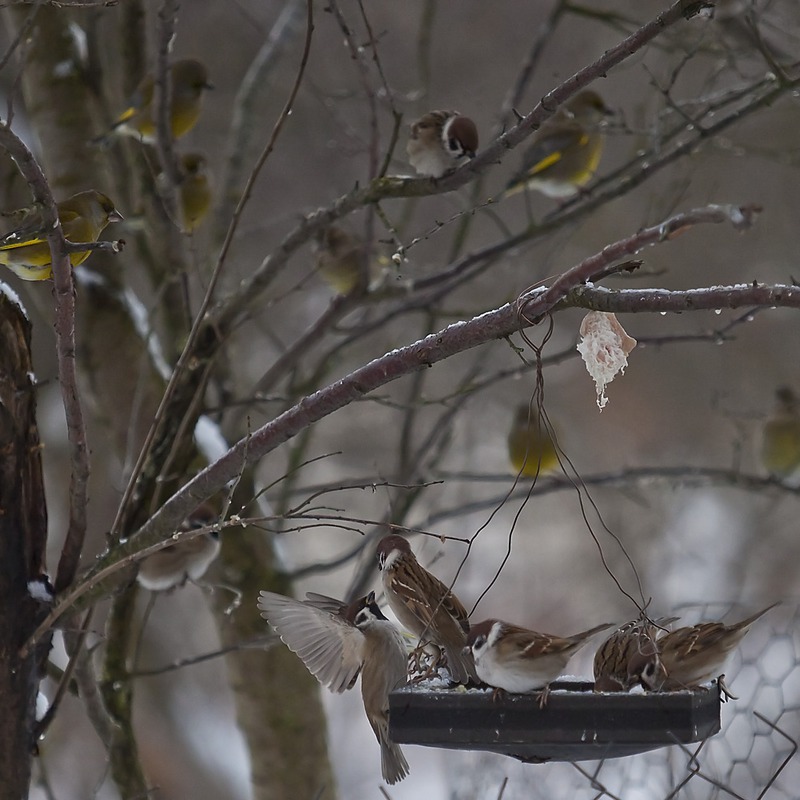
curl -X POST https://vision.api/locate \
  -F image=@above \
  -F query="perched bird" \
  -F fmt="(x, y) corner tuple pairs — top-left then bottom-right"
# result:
(507, 404), (559, 477)
(628, 603), (778, 693)
(97, 59), (212, 144)
(0, 190), (123, 281)
(593, 615), (678, 692)
(376, 534), (477, 684)
(176, 152), (212, 233)
(466, 618), (614, 706)
(406, 110), (479, 178)
(761, 387), (800, 482)
(505, 91), (611, 200)
(312, 225), (368, 295)
(136, 504), (220, 592)
(258, 590), (409, 785)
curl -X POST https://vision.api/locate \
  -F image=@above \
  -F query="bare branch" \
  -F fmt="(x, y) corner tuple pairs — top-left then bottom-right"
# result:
(0, 119), (91, 594)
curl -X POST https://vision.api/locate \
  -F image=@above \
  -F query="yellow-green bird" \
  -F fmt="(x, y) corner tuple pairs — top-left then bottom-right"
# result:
(98, 59), (212, 144)
(313, 225), (369, 295)
(507, 404), (559, 477)
(177, 153), (212, 233)
(0, 190), (123, 281)
(505, 91), (611, 200)
(761, 387), (800, 481)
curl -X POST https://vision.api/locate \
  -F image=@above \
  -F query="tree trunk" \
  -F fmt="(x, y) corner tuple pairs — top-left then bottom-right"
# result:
(0, 292), (51, 800)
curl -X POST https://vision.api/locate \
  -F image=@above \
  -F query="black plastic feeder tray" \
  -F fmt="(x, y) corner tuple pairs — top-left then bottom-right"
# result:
(389, 680), (721, 763)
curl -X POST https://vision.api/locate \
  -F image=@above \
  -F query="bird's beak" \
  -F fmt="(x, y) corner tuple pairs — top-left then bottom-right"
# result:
(108, 210), (124, 223)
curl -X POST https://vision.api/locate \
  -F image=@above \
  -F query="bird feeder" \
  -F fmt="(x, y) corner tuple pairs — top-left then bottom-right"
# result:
(389, 680), (721, 762)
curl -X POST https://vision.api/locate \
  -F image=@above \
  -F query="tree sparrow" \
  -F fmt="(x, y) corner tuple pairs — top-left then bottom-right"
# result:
(136, 504), (220, 591)
(593, 615), (678, 692)
(466, 618), (614, 705)
(257, 590), (410, 784)
(628, 603), (778, 693)
(761, 387), (800, 482)
(312, 225), (369, 295)
(406, 110), (479, 178)
(376, 534), (478, 684)
(505, 91), (611, 200)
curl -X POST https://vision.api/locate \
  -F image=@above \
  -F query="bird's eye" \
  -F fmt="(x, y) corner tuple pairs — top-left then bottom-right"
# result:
(474, 635), (486, 648)
(447, 137), (461, 153)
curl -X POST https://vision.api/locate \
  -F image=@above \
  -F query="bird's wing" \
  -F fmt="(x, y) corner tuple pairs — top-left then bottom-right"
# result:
(258, 591), (365, 693)
(412, 568), (471, 636)
(114, 76), (154, 126)
(519, 128), (587, 177)
(0, 208), (47, 249)
(303, 592), (348, 615)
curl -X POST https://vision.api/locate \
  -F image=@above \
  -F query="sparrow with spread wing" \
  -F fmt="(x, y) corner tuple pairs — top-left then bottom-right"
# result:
(258, 590), (409, 784)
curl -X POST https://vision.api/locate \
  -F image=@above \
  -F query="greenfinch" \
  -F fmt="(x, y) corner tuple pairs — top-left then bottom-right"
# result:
(507, 404), (559, 477)
(0, 190), (123, 281)
(313, 225), (369, 295)
(505, 91), (611, 200)
(98, 59), (212, 144)
(761, 386), (800, 481)
(176, 152), (212, 233)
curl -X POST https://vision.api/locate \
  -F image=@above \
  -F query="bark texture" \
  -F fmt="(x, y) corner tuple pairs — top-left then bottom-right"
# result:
(0, 292), (50, 800)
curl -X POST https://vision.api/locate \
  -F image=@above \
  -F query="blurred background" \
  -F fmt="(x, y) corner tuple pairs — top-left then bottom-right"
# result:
(1, 0), (798, 797)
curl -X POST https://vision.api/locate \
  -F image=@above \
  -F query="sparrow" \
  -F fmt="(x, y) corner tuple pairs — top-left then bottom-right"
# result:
(312, 225), (369, 295)
(136, 504), (220, 591)
(628, 603), (778, 693)
(507, 404), (559, 478)
(466, 618), (614, 705)
(593, 615), (678, 692)
(406, 110), (479, 178)
(95, 59), (213, 145)
(376, 534), (478, 684)
(505, 91), (611, 200)
(257, 589), (410, 784)
(761, 386), (800, 482)
(0, 191), (123, 281)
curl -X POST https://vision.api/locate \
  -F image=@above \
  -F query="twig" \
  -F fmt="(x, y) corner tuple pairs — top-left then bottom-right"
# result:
(213, 0), (305, 239)
(107, 0), (315, 543)
(215, 0), (704, 329)
(153, 0), (181, 209)
(0, 120), (91, 594)
(66, 203), (783, 598)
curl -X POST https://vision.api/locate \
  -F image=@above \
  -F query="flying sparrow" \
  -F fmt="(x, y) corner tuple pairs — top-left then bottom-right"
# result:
(257, 590), (410, 784)
(466, 618), (614, 706)
(628, 603), (778, 694)
(593, 615), (678, 692)
(505, 91), (611, 200)
(376, 534), (478, 684)
(406, 110), (479, 178)
(136, 504), (220, 591)
(312, 225), (369, 295)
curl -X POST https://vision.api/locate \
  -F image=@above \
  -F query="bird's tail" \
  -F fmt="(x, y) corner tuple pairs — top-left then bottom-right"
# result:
(735, 601), (779, 631)
(569, 621), (616, 645)
(379, 734), (410, 785)
(445, 643), (479, 685)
